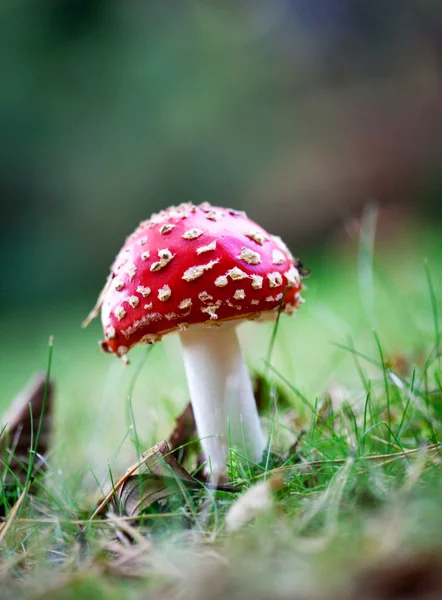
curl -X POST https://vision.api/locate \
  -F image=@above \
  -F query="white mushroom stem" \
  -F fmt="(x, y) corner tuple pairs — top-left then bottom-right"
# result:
(179, 324), (266, 480)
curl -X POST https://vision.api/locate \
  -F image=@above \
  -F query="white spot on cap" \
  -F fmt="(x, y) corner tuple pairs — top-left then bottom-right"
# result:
(198, 291), (213, 303)
(106, 326), (116, 339)
(114, 280), (125, 291)
(178, 322), (189, 332)
(182, 259), (220, 282)
(183, 266), (204, 281)
(268, 272), (283, 288)
(165, 312), (178, 321)
(122, 312), (162, 338)
(144, 302), (153, 310)
(128, 296), (139, 308)
(201, 309), (218, 320)
(138, 237), (148, 246)
(251, 275), (263, 289)
(141, 251), (150, 261)
(265, 296), (275, 302)
(238, 247), (261, 265)
(158, 285), (172, 302)
(285, 267), (300, 287)
(201, 300), (222, 320)
(275, 293), (284, 301)
(227, 267), (249, 281)
(250, 299), (259, 306)
(125, 263), (137, 281)
(182, 228), (204, 240)
(233, 289), (245, 300)
(159, 223), (176, 234)
(179, 298), (192, 310)
(136, 285), (151, 297)
(215, 275), (228, 287)
(115, 306), (126, 320)
(196, 240), (216, 255)
(272, 249), (286, 265)
(284, 304), (297, 316)
(205, 210), (223, 221)
(151, 249), (174, 272)
(245, 230), (267, 245)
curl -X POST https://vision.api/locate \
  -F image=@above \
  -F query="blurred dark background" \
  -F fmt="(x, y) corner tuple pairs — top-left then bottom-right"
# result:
(1, 0), (442, 311)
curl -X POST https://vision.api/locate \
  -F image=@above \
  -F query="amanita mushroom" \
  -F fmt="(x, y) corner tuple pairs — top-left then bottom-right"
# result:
(84, 202), (307, 479)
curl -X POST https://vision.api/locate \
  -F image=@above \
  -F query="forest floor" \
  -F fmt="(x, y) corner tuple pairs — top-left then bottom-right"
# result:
(1, 219), (441, 600)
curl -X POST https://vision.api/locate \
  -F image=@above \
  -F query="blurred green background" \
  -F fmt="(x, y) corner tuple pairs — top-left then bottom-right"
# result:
(1, 1), (441, 494)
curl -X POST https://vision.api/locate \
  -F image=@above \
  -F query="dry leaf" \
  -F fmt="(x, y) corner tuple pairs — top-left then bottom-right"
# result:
(95, 441), (239, 520)
(96, 441), (196, 519)
(0, 373), (53, 487)
(132, 440), (196, 482)
(168, 403), (197, 462)
(168, 404), (208, 482)
(225, 475), (283, 532)
(347, 552), (442, 600)
(113, 474), (190, 518)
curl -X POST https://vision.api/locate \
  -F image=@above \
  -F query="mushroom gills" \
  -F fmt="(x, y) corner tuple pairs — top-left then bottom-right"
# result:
(179, 324), (266, 479)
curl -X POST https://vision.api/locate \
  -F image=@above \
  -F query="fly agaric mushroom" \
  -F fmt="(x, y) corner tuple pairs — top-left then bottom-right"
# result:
(83, 202), (307, 479)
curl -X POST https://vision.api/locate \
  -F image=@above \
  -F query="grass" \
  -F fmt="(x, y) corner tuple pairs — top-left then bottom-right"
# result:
(0, 221), (441, 599)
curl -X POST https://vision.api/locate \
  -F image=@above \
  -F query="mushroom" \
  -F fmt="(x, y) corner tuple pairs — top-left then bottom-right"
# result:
(83, 203), (307, 479)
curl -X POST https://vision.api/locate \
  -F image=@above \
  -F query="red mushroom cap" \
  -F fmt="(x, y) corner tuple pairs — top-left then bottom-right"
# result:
(84, 202), (306, 357)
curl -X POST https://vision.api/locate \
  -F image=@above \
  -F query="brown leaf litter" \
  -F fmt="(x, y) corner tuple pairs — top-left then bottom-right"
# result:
(168, 403), (197, 465)
(0, 374), (53, 513)
(94, 440), (240, 521)
(0, 373), (53, 542)
(145, 550), (442, 600)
